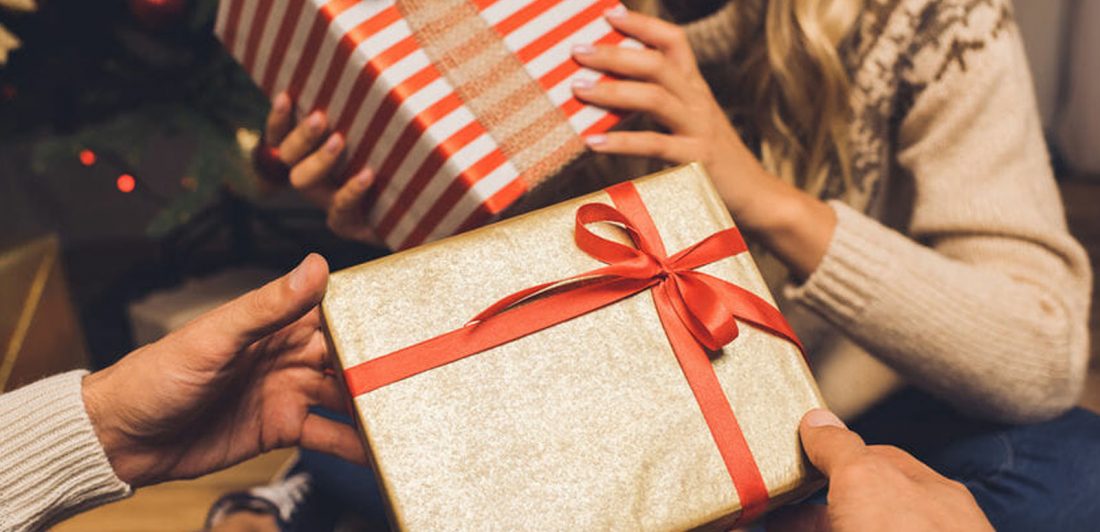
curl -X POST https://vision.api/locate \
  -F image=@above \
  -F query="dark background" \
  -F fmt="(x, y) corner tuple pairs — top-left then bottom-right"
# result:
(0, 0), (1096, 375)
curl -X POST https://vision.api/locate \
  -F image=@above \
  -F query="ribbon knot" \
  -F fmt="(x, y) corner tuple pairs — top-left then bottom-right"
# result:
(342, 181), (803, 525)
(472, 187), (793, 356)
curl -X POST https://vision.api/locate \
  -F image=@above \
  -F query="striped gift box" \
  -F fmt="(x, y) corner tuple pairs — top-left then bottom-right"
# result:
(216, 0), (639, 250)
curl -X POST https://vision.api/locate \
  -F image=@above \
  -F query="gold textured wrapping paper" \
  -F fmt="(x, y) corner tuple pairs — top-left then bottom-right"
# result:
(323, 163), (825, 531)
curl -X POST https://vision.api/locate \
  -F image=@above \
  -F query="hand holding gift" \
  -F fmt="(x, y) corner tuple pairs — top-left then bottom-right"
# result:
(262, 92), (382, 244)
(81, 254), (365, 488)
(572, 8), (836, 279)
(220, 0), (640, 250)
(768, 409), (994, 532)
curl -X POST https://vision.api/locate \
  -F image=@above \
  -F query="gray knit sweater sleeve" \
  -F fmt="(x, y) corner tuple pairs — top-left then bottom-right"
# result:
(0, 371), (131, 531)
(788, 7), (1092, 423)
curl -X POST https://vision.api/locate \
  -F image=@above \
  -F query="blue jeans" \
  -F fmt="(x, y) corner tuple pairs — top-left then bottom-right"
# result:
(303, 390), (1100, 530)
(839, 389), (1100, 532)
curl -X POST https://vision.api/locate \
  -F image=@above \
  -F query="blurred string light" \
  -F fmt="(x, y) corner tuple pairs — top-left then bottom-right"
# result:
(76, 146), (169, 201)
(116, 173), (136, 193)
(78, 149), (96, 166)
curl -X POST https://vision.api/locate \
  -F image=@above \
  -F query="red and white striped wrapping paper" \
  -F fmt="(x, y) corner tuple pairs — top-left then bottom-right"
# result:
(216, 0), (640, 250)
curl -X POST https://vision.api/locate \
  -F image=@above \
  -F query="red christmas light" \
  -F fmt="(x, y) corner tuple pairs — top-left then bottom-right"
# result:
(117, 174), (136, 193)
(79, 149), (97, 167)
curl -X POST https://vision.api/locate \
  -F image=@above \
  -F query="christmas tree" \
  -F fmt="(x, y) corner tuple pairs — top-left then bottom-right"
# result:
(0, 0), (268, 237)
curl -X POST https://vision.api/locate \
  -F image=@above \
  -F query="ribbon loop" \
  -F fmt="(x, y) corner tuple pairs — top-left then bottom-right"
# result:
(343, 181), (803, 526)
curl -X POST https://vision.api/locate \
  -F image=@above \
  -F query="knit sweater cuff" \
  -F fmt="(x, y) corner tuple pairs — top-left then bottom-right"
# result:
(785, 201), (894, 323)
(0, 370), (131, 531)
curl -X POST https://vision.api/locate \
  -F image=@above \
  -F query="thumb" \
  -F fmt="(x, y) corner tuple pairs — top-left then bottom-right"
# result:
(191, 253), (329, 352)
(799, 408), (868, 478)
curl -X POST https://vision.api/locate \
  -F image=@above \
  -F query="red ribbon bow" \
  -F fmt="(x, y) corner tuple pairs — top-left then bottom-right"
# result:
(344, 181), (802, 524)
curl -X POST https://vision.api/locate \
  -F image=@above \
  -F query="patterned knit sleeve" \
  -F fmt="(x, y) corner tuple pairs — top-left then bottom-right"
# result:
(0, 371), (131, 531)
(787, 0), (1093, 423)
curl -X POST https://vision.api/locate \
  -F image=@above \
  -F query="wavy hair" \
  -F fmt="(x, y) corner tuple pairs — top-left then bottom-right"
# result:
(635, 0), (863, 197)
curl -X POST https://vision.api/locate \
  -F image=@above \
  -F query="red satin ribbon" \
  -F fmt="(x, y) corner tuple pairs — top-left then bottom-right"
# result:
(343, 181), (803, 524)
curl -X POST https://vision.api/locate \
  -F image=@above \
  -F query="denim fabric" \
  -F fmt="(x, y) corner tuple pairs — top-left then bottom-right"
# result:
(297, 409), (390, 529)
(847, 390), (1100, 532)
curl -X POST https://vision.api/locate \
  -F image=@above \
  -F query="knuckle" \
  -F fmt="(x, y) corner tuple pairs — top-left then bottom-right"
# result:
(278, 148), (296, 166)
(592, 81), (614, 100)
(242, 287), (274, 322)
(288, 166), (310, 189)
(641, 133), (668, 157)
(870, 445), (909, 460)
(945, 479), (970, 494)
(316, 143), (338, 164)
(639, 53), (664, 77)
(683, 139), (705, 163)
(325, 212), (343, 234)
(939, 477), (972, 497)
(668, 25), (687, 46)
(835, 456), (883, 483)
(641, 87), (665, 109)
(278, 141), (302, 165)
(331, 192), (352, 213)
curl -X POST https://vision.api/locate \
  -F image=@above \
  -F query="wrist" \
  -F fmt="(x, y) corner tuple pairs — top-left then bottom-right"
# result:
(731, 176), (806, 236)
(733, 178), (836, 280)
(82, 368), (143, 486)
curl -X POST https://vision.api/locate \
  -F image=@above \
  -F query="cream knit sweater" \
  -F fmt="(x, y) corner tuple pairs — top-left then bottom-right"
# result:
(679, 0), (1092, 422)
(0, 0), (1092, 529)
(0, 371), (130, 531)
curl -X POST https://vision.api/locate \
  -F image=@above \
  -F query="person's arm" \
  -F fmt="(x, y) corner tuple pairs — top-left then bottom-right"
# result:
(781, 6), (1091, 423)
(573, 7), (1091, 423)
(0, 371), (130, 531)
(0, 254), (366, 531)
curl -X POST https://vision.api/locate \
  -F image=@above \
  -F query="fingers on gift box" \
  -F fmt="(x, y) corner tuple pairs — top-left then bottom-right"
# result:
(216, 0), (640, 250)
(322, 163), (826, 531)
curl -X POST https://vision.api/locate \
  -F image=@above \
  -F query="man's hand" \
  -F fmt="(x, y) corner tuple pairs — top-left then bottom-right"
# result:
(770, 409), (993, 532)
(81, 254), (367, 487)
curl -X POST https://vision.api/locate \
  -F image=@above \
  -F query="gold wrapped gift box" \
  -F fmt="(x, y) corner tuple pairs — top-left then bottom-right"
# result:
(323, 163), (825, 530)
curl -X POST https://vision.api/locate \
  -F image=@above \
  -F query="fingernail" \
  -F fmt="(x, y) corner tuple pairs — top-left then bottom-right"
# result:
(289, 256), (310, 292)
(572, 43), (595, 56)
(356, 168), (374, 185)
(805, 409), (845, 428)
(605, 5), (627, 20)
(308, 112), (325, 133)
(585, 134), (607, 147)
(572, 77), (595, 91)
(325, 134), (343, 154)
(274, 93), (291, 112)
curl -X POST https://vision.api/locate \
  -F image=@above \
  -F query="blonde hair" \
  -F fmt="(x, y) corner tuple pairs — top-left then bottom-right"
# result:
(634, 0), (863, 198)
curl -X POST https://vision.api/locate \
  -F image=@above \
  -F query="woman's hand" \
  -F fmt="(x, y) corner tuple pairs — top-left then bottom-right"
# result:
(82, 254), (367, 487)
(264, 93), (381, 244)
(768, 409), (994, 532)
(572, 8), (835, 278)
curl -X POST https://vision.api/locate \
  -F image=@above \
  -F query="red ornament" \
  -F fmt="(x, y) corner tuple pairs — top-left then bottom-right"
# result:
(79, 149), (97, 167)
(117, 174), (137, 193)
(128, 0), (189, 31)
